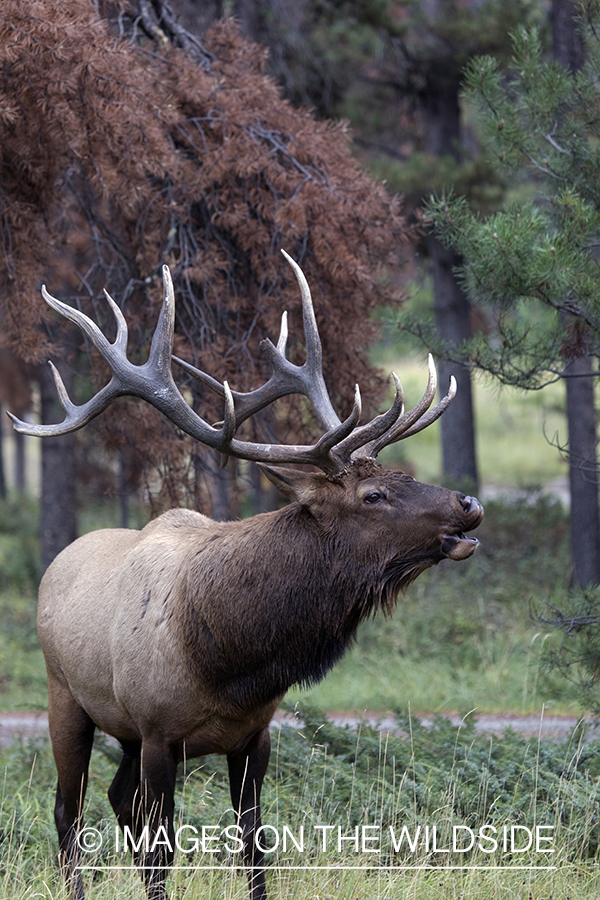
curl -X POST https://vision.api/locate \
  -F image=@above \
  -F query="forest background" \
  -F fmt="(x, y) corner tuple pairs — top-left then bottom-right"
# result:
(1, 1), (600, 897)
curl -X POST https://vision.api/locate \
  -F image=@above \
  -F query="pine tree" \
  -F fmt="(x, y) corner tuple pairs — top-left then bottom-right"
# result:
(426, 7), (600, 586)
(231, 0), (543, 492)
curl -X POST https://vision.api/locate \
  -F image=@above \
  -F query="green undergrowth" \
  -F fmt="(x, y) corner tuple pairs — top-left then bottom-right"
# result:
(0, 710), (599, 897)
(0, 496), (45, 711)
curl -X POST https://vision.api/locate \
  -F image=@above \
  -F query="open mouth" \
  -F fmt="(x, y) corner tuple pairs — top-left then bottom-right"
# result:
(441, 532), (480, 561)
(440, 499), (484, 561)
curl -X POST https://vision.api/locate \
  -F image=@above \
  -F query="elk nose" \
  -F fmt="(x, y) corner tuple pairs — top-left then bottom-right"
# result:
(459, 494), (484, 524)
(461, 495), (477, 514)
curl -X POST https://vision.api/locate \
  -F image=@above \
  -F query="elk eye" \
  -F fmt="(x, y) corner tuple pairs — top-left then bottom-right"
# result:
(364, 490), (384, 504)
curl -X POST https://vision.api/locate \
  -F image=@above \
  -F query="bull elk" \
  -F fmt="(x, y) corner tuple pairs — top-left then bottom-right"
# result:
(10, 251), (483, 900)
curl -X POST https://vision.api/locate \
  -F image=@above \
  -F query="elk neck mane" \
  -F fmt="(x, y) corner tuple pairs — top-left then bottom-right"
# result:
(164, 496), (417, 711)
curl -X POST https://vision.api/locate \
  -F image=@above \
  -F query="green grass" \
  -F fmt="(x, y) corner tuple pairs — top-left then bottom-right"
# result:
(0, 497), (46, 711)
(0, 712), (599, 897)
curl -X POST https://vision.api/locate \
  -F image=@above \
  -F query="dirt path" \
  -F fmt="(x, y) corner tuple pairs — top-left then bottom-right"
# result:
(0, 710), (591, 749)
(272, 710), (592, 740)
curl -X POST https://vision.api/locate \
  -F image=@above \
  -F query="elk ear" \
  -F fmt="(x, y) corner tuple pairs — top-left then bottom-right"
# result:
(256, 463), (321, 505)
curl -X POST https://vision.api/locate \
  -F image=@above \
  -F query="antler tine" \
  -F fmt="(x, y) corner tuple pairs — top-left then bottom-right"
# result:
(333, 373), (404, 460)
(356, 354), (438, 458)
(9, 260), (457, 476)
(7, 359), (123, 437)
(7, 287), (133, 437)
(362, 364), (456, 459)
(276, 310), (288, 355)
(103, 288), (129, 353)
(173, 356), (226, 398)
(316, 384), (361, 458)
(391, 375), (457, 441)
(173, 250), (341, 434)
(280, 250), (320, 367)
(280, 249), (340, 430)
(172, 311), (288, 403)
(42, 285), (116, 358)
(147, 265), (175, 375)
(172, 312), (292, 426)
(8, 268), (234, 448)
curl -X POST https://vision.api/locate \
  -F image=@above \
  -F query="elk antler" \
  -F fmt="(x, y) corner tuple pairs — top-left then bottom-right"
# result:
(8, 253), (456, 475)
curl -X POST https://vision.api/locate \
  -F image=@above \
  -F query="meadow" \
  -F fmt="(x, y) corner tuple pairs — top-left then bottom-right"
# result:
(0, 361), (598, 897)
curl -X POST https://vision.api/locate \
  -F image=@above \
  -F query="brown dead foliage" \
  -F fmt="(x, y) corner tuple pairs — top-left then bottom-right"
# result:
(0, 1), (407, 507)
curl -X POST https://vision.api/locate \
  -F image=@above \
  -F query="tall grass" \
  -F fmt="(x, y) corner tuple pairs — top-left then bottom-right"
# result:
(0, 710), (598, 898)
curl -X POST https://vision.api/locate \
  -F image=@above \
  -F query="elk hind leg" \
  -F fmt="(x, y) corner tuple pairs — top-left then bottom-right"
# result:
(108, 740), (145, 862)
(47, 678), (96, 900)
(227, 727), (271, 900)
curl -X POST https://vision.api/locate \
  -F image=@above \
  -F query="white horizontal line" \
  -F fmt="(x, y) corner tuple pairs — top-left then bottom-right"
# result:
(76, 864), (559, 872)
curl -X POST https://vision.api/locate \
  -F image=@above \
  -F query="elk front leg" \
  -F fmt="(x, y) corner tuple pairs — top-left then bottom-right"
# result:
(136, 740), (178, 900)
(227, 727), (271, 900)
(47, 678), (96, 900)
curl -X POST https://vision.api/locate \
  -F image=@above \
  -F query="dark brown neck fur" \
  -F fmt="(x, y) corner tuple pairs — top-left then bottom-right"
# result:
(176, 498), (431, 711)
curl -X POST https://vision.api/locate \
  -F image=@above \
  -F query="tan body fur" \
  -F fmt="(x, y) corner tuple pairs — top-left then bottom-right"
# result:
(39, 510), (281, 757)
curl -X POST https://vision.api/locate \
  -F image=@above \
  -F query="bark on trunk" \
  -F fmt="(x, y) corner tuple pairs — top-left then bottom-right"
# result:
(422, 67), (479, 491)
(552, 0), (585, 73)
(194, 447), (237, 521)
(232, 0), (266, 42)
(14, 430), (25, 493)
(564, 357), (600, 588)
(39, 365), (78, 572)
(170, 0), (223, 35)
(206, 452), (235, 521)
(428, 236), (478, 490)
(0, 404), (6, 499)
(119, 450), (130, 529)
(553, 0), (600, 586)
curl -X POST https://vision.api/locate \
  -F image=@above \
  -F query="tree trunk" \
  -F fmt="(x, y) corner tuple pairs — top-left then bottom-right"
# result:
(564, 356), (600, 587)
(170, 0), (223, 35)
(249, 459), (279, 514)
(428, 237), (478, 490)
(206, 453), (235, 521)
(193, 447), (237, 521)
(422, 68), (479, 491)
(0, 404), (6, 500)
(119, 450), (130, 529)
(553, 0), (600, 586)
(552, 0), (585, 73)
(232, 0), (267, 43)
(39, 365), (78, 572)
(14, 430), (25, 493)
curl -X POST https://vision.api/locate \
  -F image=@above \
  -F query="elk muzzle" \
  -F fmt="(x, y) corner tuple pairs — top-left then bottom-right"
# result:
(440, 494), (484, 561)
